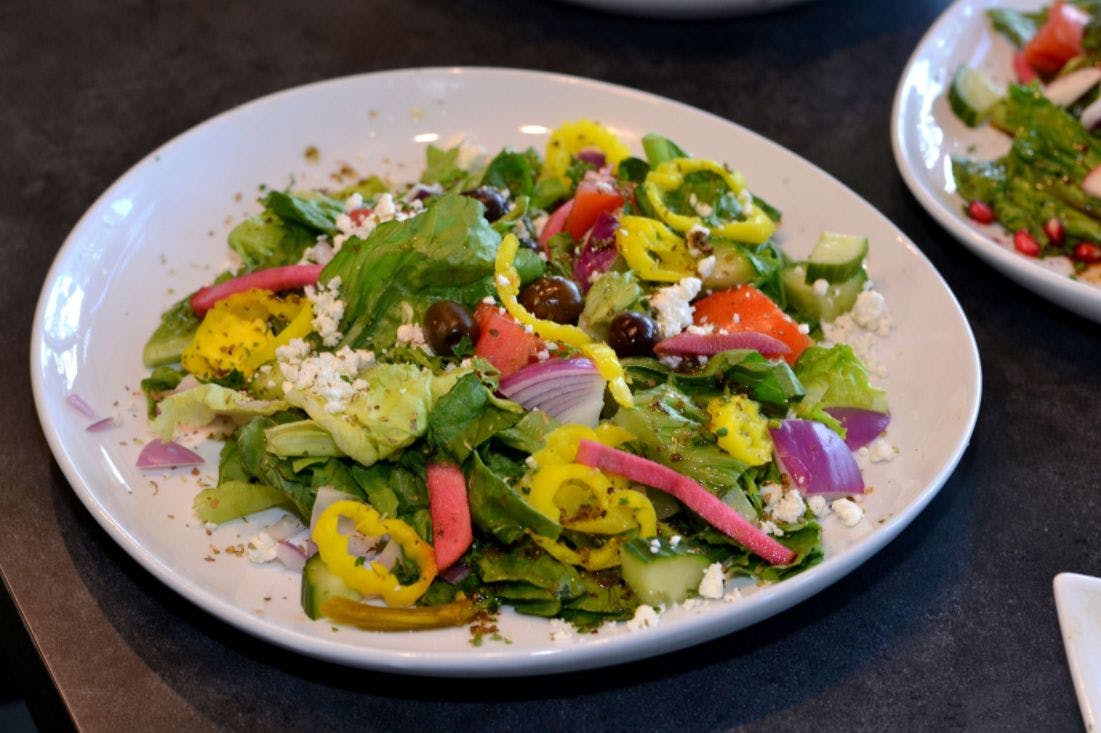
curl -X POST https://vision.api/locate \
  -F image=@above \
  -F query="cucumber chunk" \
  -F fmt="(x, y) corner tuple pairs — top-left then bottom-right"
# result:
(700, 241), (758, 289)
(948, 65), (1005, 128)
(805, 231), (868, 283)
(620, 537), (711, 606)
(301, 554), (359, 620)
(782, 264), (868, 324)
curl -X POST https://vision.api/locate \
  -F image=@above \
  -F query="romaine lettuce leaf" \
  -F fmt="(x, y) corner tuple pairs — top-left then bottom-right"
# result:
(794, 344), (888, 416)
(152, 383), (288, 440)
(426, 373), (523, 463)
(322, 194), (499, 351)
(467, 452), (561, 544)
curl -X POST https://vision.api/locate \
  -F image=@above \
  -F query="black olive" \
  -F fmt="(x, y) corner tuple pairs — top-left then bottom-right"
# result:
(423, 300), (480, 356)
(518, 276), (583, 324)
(607, 312), (658, 357)
(517, 235), (540, 252)
(461, 187), (508, 222)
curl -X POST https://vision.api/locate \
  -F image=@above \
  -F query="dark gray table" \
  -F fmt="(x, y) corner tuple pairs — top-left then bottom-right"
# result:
(3, 0), (1098, 729)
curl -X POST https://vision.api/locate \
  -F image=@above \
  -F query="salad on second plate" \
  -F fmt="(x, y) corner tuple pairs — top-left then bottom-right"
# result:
(948, 1), (1101, 282)
(137, 119), (895, 636)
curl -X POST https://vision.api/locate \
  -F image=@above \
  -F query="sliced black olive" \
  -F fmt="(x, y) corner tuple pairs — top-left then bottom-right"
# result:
(607, 312), (658, 357)
(461, 187), (508, 222)
(423, 300), (480, 356)
(518, 276), (583, 324)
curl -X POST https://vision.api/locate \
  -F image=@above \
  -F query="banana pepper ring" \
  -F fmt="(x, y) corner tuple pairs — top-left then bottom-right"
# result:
(643, 158), (776, 244)
(495, 233), (633, 408)
(320, 595), (477, 631)
(312, 500), (437, 607)
(614, 215), (696, 283)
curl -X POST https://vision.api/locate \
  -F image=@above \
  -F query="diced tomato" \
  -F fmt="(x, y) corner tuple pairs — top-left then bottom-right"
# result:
(1013, 51), (1038, 84)
(538, 199), (573, 254)
(1023, 1), (1089, 75)
(348, 207), (373, 226)
(473, 303), (544, 378)
(692, 284), (811, 365)
(563, 178), (624, 241)
(426, 463), (472, 572)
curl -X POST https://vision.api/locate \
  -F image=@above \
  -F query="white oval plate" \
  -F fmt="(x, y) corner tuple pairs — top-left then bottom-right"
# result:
(32, 67), (980, 676)
(892, 0), (1101, 324)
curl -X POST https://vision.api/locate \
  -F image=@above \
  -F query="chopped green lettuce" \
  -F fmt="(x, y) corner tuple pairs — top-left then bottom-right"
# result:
(322, 194), (500, 351)
(794, 344), (888, 417)
(578, 271), (642, 341)
(467, 453), (561, 544)
(426, 373), (523, 463)
(152, 383), (288, 440)
(142, 297), (200, 367)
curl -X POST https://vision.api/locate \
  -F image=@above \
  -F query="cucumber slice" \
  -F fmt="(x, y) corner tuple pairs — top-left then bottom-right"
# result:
(620, 537), (711, 606)
(700, 241), (758, 290)
(805, 231), (869, 283)
(301, 554), (359, 620)
(782, 264), (868, 324)
(948, 65), (1005, 128)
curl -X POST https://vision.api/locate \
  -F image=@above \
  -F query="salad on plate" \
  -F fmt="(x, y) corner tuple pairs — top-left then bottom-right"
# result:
(947, 0), (1101, 283)
(134, 119), (896, 636)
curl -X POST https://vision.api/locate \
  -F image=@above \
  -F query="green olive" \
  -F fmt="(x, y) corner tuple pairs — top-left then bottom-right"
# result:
(607, 312), (658, 357)
(423, 300), (480, 356)
(518, 276), (583, 324)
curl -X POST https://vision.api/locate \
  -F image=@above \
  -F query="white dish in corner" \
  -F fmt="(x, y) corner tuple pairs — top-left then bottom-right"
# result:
(1055, 573), (1101, 730)
(32, 67), (981, 676)
(892, 0), (1101, 323)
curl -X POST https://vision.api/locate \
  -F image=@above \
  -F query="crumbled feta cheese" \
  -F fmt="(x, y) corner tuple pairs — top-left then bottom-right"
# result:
(687, 224), (711, 257)
(807, 495), (831, 518)
(305, 276), (345, 347)
(812, 278), (829, 296)
(203, 522), (218, 532)
(277, 343), (375, 413)
(760, 482), (784, 509)
(696, 255), (716, 278)
(481, 296), (496, 305)
(626, 604), (660, 632)
(868, 437), (896, 463)
(496, 274), (510, 288)
(332, 192), (409, 249)
(658, 355), (684, 370)
(831, 498), (864, 527)
(772, 490), (807, 524)
(670, 535), (682, 547)
(758, 519), (784, 537)
(723, 588), (743, 603)
(247, 531), (278, 563)
(299, 235), (336, 266)
(649, 538), (662, 554)
(820, 314), (886, 379)
(685, 323), (714, 335)
(549, 618), (575, 643)
(695, 201), (714, 217)
(737, 189), (754, 211)
(698, 562), (725, 599)
(851, 289), (892, 335)
(649, 277), (702, 338)
(344, 192), (364, 212)
(797, 322), (810, 335)
(275, 337), (311, 362)
(395, 323), (433, 354)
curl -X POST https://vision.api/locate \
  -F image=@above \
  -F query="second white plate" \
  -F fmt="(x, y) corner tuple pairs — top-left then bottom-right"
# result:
(892, 0), (1101, 323)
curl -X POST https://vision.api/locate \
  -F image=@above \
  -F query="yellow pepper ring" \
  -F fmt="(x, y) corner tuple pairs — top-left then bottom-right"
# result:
(614, 215), (696, 283)
(643, 158), (776, 244)
(495, 234), (633, 408)
(243, 299), (312, 373)
(312, 500), (437, 607)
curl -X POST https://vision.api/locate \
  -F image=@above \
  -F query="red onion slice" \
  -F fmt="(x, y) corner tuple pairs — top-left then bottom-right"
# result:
(441, 562), (471, 584)
(274, 541), (307, 571)
(86, 417), (116, 432)
(769, 419), (864, 497)
(499, 358), (605, 427)
(823, 407), (891, 451)
(67, 394), (96, 419)
(310, 486), (357, 533)
(576, 147), (606, 168)
(265, 514), (305, 541)
(1044, 67), (1101, 106)
(655, 331), (791, 358)
(136, 439), (205, 469)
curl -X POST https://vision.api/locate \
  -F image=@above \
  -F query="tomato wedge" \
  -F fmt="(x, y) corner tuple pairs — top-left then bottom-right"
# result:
(473, 303), (544, 378)
(1023, 1), (1089, 75)
(563, 178), (624, 241)
(692, 284), (811, 365)
(538, 199), (573, 253)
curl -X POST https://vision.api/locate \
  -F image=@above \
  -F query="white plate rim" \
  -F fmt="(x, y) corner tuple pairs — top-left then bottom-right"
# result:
(31, 66), (983, 676)
(891, 0), (1101, 324)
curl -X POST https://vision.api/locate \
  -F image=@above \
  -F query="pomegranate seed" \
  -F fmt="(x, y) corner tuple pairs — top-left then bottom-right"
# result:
(1073, 242), (1101, 263)
(1043, 217), (1065, 245)
(1014, 229), (1041, 257)
(967, 200), (996, 224)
